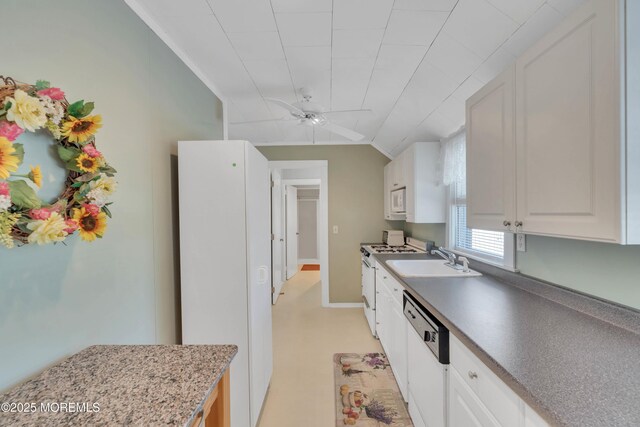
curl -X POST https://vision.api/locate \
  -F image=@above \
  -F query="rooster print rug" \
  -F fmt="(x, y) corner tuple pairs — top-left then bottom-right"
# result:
(334, 353), (413, 426)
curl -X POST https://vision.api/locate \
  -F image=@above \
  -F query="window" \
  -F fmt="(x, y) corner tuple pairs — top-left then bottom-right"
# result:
(442, 130), (514, 269)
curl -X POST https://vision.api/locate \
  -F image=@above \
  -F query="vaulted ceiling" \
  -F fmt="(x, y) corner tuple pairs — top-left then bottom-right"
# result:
(129, 0), (584, 156)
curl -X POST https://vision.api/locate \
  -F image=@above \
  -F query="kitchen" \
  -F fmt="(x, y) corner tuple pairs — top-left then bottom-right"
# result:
(1, 0), (639, 426)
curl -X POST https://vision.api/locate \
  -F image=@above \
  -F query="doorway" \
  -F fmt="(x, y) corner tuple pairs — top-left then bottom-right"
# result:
(269, 161), (329, 306)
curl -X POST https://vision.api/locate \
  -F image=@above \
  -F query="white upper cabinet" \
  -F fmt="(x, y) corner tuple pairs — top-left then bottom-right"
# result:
(405, 143), (447, 224)
(384, 142), (446, 223)
(466, 65), (516, 232)
(466, 0), (639, 244)
(515, 0), (620, 242)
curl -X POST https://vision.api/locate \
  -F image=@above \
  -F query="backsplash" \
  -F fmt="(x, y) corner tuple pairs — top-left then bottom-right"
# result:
(403, 222), (446, 247)
(517, 236), (640, 310)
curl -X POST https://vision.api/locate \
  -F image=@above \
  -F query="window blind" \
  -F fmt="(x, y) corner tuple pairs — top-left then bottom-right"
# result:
(454, 205), (504, 257)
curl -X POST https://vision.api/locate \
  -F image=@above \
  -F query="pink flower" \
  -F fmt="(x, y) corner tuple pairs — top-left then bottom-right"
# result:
(37, 87), (65, 101)
(64, 219), (79, 234)
(82, 145), (102, 158)
(0, 182), (9, 197)
(83, 203), (100, 216)
(0, 121), (24, 141)
(30, 208), (51, 220)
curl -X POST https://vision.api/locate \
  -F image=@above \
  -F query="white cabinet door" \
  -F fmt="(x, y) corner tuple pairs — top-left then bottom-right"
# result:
(466, 66), (516, 232)
(384, 163), (392, 220)
(449, 367), (501, 427)
(515, 0), (621, 242)
(391, 151), (406, 190)
(524, 404), (549, 427)
(390, 300), (408, 401)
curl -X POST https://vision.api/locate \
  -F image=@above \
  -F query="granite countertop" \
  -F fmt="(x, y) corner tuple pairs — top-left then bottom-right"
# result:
(0, 345), (237, 427)
(371, 251), (640, 427)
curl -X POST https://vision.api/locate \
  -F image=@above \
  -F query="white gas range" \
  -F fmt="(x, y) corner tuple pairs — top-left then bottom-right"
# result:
(360, 237), (431, 336)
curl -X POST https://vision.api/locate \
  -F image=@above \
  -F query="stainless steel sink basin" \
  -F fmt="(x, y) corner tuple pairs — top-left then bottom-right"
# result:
(385, 259), (482, 278)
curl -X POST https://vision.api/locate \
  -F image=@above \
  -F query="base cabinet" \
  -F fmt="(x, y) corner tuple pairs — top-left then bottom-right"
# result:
(449, 367), (500, 427)
(376, 265), (408, 401)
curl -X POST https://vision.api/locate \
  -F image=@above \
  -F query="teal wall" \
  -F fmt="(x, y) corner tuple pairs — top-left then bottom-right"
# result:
(0, 0), (223, 391)
(403, 223), (640, 310)
(404, 223), (446, 247)
(516, 236), (640, 309)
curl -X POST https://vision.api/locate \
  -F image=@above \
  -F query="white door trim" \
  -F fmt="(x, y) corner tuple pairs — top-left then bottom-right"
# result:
(270, 161), (330, 307)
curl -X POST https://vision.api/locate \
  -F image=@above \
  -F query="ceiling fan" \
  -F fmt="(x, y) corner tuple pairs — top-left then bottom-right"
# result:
(231, 93), (372, 142)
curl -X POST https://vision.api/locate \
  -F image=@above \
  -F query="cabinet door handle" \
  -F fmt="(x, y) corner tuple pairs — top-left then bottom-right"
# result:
(393, 288), (398, 292)
(514, 221), (523, 228)
(383, 276), (388, 279)
(468, 371), (478, 380)
(503, 220), (511, 227)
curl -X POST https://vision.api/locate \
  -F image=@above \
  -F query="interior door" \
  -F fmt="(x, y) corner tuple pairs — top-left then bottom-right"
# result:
(285, 185), (298, 279)
(271, 169), (284, 304)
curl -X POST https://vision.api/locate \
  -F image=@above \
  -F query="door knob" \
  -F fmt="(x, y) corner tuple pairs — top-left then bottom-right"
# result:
(503, 220), (511, 227)
(514, 221), (523, 227)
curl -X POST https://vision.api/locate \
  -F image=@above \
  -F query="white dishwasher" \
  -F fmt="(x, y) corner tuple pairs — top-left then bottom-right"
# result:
(404, 292), (449, 427)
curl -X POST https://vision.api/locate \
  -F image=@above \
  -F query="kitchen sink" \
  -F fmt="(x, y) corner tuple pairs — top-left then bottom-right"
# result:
(385, 259), (482, 278)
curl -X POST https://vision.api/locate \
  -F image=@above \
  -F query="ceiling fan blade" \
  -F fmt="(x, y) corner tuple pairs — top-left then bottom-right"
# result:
(321, 122), (365, 141)
(323, 109), (373, 119)
(264, 98), (305, 117)
(230, 118), (295, 125)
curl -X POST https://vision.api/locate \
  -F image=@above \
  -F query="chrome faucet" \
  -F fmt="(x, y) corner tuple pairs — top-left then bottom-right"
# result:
(431, 247), (457, 266)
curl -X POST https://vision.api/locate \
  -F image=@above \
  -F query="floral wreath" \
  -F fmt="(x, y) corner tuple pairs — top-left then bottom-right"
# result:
(0, 76), (117, 248)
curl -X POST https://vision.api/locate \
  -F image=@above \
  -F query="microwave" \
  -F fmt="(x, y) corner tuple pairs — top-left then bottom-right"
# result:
(390, 188), (406, 214)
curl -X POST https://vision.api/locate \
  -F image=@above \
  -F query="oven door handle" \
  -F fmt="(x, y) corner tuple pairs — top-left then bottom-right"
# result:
(362, 258), (373, 269)
(362, 295), (370, 309)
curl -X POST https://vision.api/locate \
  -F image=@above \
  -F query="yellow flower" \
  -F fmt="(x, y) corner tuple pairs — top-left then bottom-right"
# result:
(29, 165), (42, 188)
(72, 207), (107, 242)
(61, 115), (102, 143)
(26, 212), (67, 245)
(0, 137), (20, 179)
(5, 89), (48, 132)
(76, 153), (100, 173)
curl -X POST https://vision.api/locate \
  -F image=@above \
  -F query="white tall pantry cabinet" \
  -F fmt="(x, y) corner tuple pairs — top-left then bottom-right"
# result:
(466, 0), (639, 244)
(179, 140), (273, 427)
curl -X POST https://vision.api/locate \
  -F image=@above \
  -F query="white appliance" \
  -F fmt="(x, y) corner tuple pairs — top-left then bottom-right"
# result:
(361, 251), (376, 334)
(360, 239), (428, 336)
(179, 140), (273, 427)
(405, 292), (449, 427)
(390, 187), (406, 214)
(383, 229), (405, 247)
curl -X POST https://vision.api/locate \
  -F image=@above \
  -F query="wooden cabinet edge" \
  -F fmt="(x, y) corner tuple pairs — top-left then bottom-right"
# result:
(189, 369), (231, 427)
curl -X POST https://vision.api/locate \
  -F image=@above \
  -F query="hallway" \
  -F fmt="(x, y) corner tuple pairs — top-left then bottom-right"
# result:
(258, 269), (382, 426)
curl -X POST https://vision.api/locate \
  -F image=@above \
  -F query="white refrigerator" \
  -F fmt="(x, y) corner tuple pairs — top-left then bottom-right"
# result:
(179, 140), (273, 427)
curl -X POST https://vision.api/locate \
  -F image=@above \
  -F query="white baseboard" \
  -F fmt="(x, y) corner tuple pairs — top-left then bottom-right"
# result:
(325, 303), (364, 309)
(298, 259), (320, 264)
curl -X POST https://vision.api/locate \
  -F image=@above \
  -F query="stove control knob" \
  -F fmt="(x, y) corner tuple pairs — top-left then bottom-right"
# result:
(424, 332), (431, 342)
